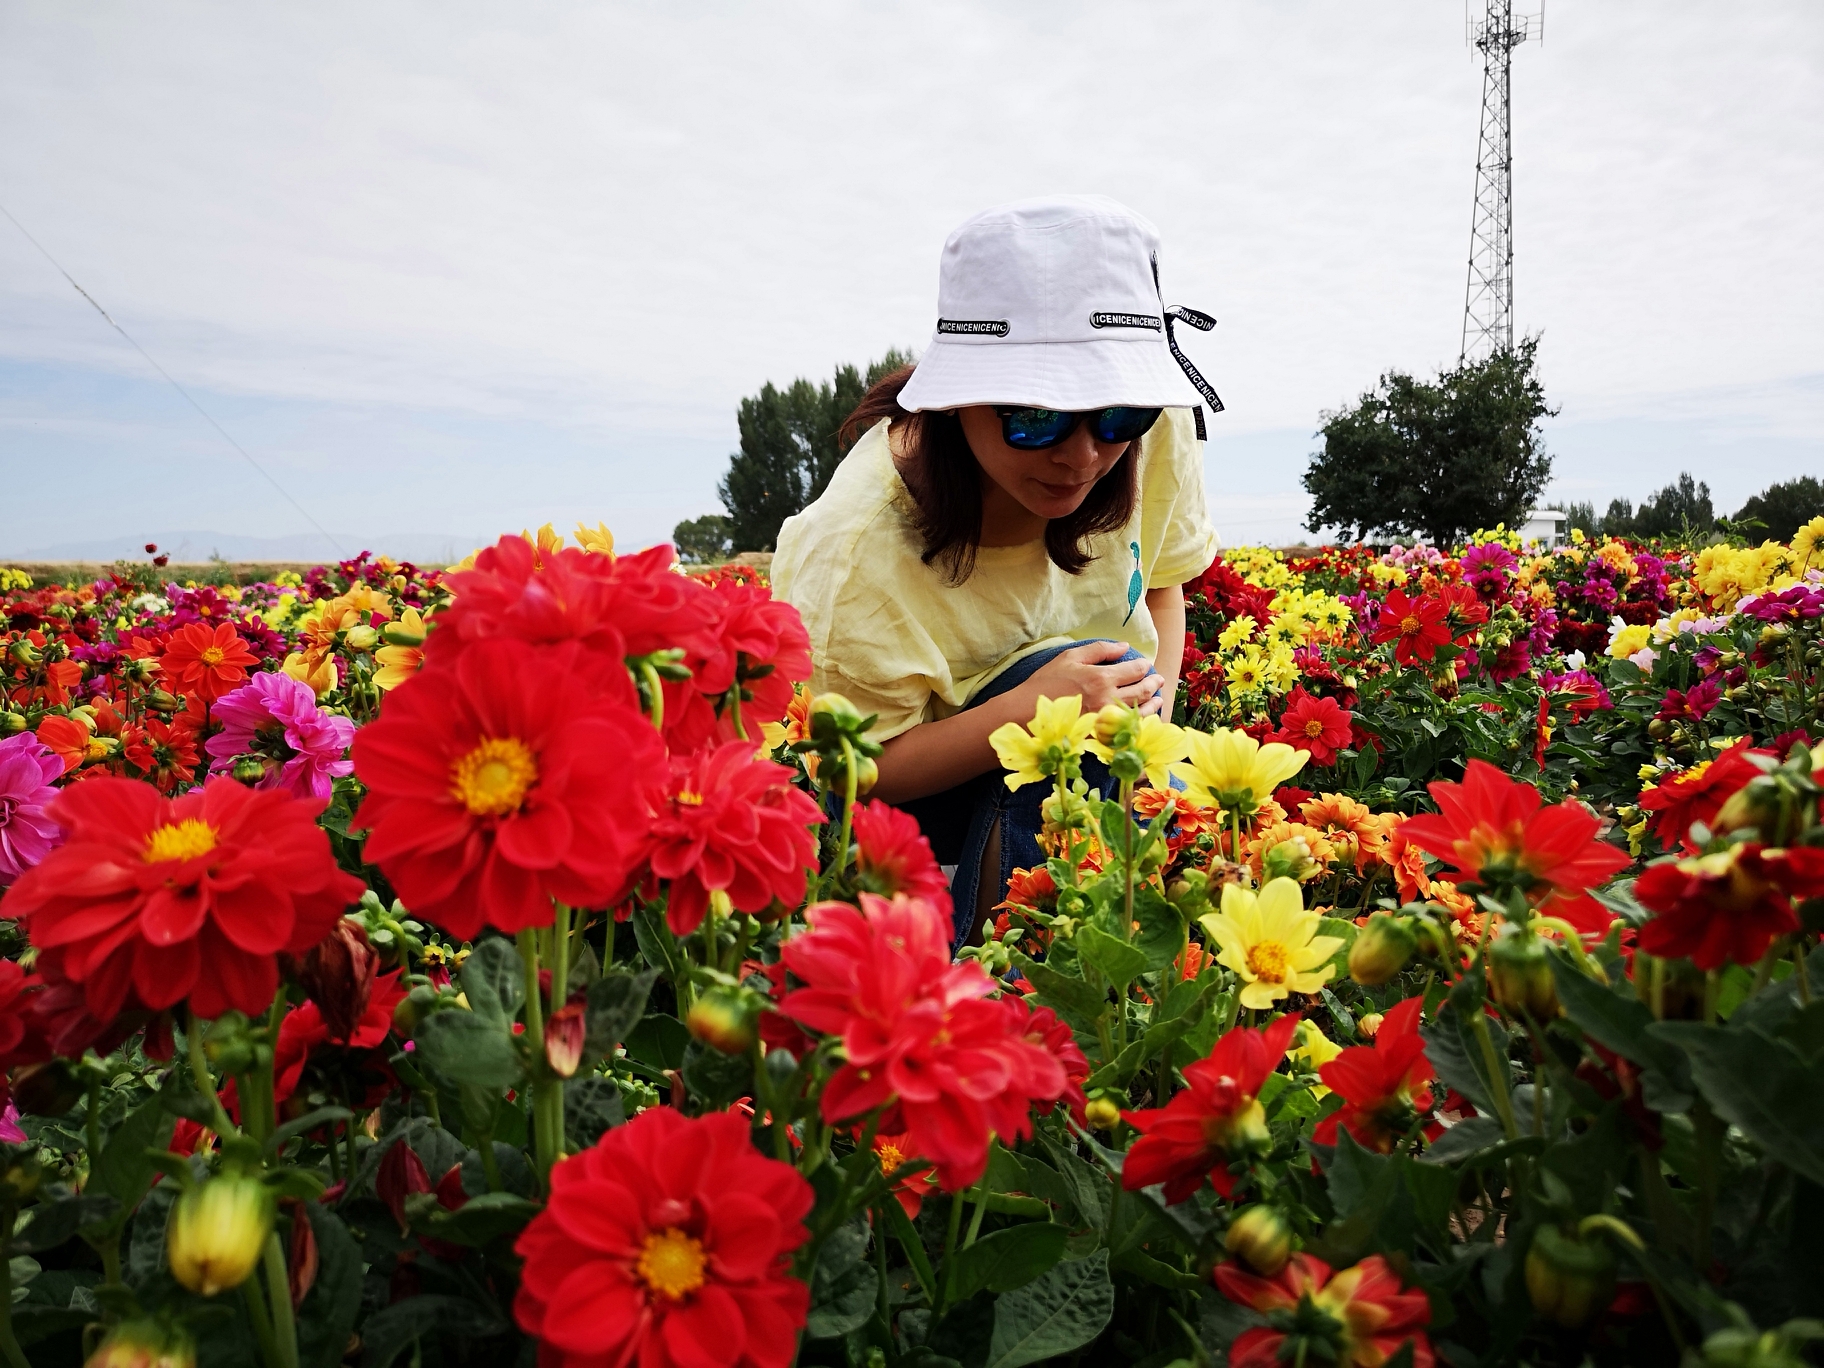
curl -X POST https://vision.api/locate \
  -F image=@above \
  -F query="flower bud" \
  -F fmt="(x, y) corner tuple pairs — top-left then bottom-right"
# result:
(145, 689), (181, 712)
(204, 1012), (259, 1076)
(0, 711), (25, 736)
(1349, 914), (1417, 987)
(1487, 927), (1559, 1019)
(1092, 703), (1133, 749)
(393, 984), (440, 1036)
(1524, 1225), (1616, 1329)
(1083, 1097), (1122, 1131)
(343, 624), (380, 652)
(686, 987), (757, 1056)
(168, 1173), (275, 1296)
(84, 1318), (196, 1368)
(1356, 1012), (1384, 1038)
(290, 918), (379, 1043)
(808, 692), (867, 732)
(1262, 837), (1318, 884)
(545, 1000), (586, 1078)
(0, 1149), (42, 1204)
(1225, 1205), (1293, 1277)
(229, 755), (267, 784)
(380, 618), (426, 647)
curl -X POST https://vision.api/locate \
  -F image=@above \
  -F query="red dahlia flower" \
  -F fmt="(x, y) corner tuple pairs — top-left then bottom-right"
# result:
(3, 776), (363, 1021)
(1273, 688), (1354, 767)
(1314, 996), (1434, 1154)
(1008, 997), (1090, 1125)
(645, 741), (824, 935)
(353, 639), (666, 940)
(1371, 590), (1451, 665)
(1400, 760), (1629, 905)
(1637, 741), (1771, 853)
(663, 581), (814, 755)
(1121, 1015), (1300, 1203)
(1215, 1252), (1434, 1368)
(157, 622), (258, 703)
(780, 894), (1068, 1190)
(1635, 844), (1824, 971)
(850, 800), (951, 914)
(513, 1107), (812, 1368)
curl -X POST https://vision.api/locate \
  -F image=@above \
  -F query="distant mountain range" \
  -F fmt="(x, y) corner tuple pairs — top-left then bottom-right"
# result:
(4, 530), (489, 566)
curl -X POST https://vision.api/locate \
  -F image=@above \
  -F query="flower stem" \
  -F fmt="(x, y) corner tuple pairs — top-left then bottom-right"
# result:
(936, 1186), (967, 1313)
(1120, 777), (1136, 940)
(262, 1231), (300, 1368)
(1467, 1007), (1519, 1140)
(518, 928), (560, 1183)
(241, 1261), (285, 1368)
(638, 660), (666, 732)
(831, 738), (859, 879)
(185, 1014), (241, 1141)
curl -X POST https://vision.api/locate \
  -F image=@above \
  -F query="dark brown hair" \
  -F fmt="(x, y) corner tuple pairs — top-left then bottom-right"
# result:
(840, 365), (1138, 584)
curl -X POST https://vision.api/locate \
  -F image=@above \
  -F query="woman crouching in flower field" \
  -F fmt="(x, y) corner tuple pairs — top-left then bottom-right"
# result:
(0, 503), (1819, 1368)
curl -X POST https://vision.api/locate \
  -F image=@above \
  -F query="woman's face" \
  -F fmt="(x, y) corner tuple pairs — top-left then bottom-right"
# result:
(956, 406), (1130, 522)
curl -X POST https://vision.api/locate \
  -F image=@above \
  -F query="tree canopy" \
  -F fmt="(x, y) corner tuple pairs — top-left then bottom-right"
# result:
(714, 350), (913, 553)
(1733, 475), (1824, 542)
(1303, 337), (1556, 546)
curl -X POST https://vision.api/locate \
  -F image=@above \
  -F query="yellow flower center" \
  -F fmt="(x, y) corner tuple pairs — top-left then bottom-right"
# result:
(449, 737), (537, 817)
(676, 790), (705, 807)
(1246, 940), (1291, 984)
(636, 1228), (707, 1301)
(198, 645), (226, 667)
(144, 818), (219, 864)
(876, 1141), (906, 1175)
(1399, 615), (1421, 635)
(1303, 719), (1326, 738)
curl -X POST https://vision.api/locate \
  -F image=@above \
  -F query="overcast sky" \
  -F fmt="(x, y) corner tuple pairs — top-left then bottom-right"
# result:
(2, 2), (1820, 561)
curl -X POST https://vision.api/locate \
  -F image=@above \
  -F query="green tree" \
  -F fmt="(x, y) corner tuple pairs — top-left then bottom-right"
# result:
(1734, 475), (1824, 542)
(671, 514), (733, 564)
(1303, 337), (1556, 546)
(1564, 499), (1598, 537)
(1630, 471), (1714, 540)
(716, 350), (914, 553)
(1600, 498), (1635, 537)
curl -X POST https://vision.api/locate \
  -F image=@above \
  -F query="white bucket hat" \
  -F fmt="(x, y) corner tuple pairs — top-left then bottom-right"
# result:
(896, 195), (1222, 417)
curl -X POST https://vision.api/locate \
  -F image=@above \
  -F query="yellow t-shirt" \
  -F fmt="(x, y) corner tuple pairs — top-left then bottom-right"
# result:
(773, 408), (1217, 742)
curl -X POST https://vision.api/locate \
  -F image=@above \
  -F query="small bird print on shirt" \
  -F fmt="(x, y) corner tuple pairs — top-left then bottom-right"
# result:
(1123, 541), (1142, 624)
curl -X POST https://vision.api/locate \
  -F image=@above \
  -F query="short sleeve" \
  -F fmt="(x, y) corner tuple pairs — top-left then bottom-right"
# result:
(1139, 407), (1218, 588)
(804, 576), (945, 743)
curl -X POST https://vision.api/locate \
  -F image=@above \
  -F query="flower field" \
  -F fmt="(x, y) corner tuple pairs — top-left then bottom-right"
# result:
(0, 515), (1820, 1368)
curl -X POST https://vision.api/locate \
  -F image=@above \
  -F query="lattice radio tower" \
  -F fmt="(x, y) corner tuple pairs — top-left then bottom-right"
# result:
(1460, 0), (1543, 362)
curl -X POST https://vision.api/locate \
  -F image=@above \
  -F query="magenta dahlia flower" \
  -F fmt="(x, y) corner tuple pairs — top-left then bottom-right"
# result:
(206, 672), (355, 800)
(0, 733), (62, 882)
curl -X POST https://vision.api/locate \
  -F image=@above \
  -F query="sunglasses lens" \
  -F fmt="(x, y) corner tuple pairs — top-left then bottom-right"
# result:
(997, 407), (1076, 449)
(1089, 407), (1163, 443)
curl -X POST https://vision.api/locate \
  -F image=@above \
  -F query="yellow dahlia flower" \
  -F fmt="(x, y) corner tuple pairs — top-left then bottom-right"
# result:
(1171, 728), (1309, 816)
(1198, 877), (1343, 1009)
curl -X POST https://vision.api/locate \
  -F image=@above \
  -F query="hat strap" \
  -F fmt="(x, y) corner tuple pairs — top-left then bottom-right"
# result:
(1164, 305), (1223, 413)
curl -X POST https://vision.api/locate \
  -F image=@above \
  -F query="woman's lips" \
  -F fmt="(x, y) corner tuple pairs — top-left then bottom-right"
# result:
(1036, 478), (1092, 499)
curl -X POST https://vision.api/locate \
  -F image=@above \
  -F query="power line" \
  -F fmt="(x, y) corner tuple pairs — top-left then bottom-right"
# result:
(0, 199), (344, 555)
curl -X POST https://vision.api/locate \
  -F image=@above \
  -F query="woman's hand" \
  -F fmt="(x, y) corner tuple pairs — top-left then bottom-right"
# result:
(1018, 641), (1165, 717)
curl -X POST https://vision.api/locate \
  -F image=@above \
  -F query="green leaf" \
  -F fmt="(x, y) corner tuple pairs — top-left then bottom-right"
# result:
(633, 903), (688, 980)
(90, 1093), (175, 1229)
(269, 1107), (355, 1154)
(413, 1191), (542, 1249)
(984, 1249), (1114, 1368)
(983, 1144), (1075, 1211)
(585, 969), (660, 1055)
(1549, 953), (1693, 1111)
(1420, 979), (1509, 1119)
(951, 1223), (1068, 1301)
(459, 937), (525, 1025)
(1074, 926), (1149, 989)
(1039, 1136), (1110, 1232)
(413, 1009), (524, 1090)
(297, 1207), (363, 1368)
(7, 1190), (118, 1254)
(681, 1038), (753, 1110)
(1315, 917), (1358, 979)
(1132, 887), (1188, 972)
(806, 1218), (878, 1340)
(1010, 953), (1107, 1026)
(624, 1014), (690, 1072)
(359, 1293), (511, 1368)
(1650, 1022), (1824, 1185)
(564, 1076), (626, 1147)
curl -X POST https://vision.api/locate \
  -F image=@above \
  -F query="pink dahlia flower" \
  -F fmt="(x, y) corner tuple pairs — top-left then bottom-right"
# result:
(0, 732), (62, 882)
(206, 673), (356, 799)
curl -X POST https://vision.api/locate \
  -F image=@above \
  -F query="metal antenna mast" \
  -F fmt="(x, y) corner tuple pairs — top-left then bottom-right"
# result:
(1460, 0), (1542, 362)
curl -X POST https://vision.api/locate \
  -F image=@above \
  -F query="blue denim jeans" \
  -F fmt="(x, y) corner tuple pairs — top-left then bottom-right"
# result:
(899, 640), (1153, 948)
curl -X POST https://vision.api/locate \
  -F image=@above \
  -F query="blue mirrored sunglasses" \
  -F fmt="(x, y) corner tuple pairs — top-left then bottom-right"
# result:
(993, 405), (1163, 451)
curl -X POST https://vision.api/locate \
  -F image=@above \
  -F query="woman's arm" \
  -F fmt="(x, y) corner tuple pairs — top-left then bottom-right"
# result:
(1146, 584), (1186, 721)
(869, 642), (1162, 804)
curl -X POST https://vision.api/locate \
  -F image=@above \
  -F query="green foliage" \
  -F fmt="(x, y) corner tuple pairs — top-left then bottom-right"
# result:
(717, 349), (913, 552)
(1303, 337), (1556, 545)
(1734, 474), (1824, 542)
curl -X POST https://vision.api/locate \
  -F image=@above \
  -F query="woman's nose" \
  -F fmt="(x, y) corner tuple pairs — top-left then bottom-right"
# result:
(1050, 424), (1105, 472)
